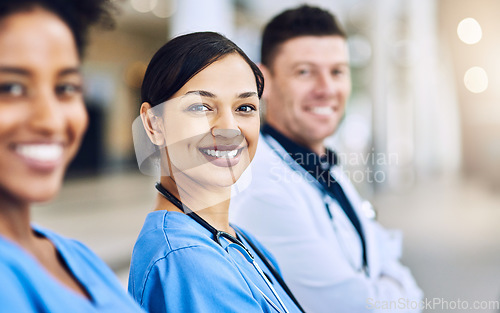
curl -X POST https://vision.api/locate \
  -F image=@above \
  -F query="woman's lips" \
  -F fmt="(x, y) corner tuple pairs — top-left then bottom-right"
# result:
(14, 143), (64, 172)
(198, 146), (245, 167)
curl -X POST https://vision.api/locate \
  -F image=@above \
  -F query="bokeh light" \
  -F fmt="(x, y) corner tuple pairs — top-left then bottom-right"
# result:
(152, 0), (177, 18)
(464, 66), (488, 93)
(130, 0), (157, 13)
(457, 18), (482, 45)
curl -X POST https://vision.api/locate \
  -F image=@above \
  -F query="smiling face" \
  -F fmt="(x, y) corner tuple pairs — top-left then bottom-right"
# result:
(0, 9), (87, 206)
(145, 53), (260, 191)
(264, 35), (351, 154)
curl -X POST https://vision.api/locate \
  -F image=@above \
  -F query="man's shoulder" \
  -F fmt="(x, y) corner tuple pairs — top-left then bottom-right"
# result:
(232, 134), (324, 209)
(251, 135), (320, 188)
(251, 134), (296, 178)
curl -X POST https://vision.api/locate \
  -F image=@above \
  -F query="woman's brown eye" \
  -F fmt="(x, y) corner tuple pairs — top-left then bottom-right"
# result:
(0, 83), (24, 97)
(56, 83), (82, 97)
(237, 105), (256, 112)
(186, 103), (210, 112)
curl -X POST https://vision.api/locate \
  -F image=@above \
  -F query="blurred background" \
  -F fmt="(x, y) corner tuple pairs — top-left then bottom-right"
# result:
(32, 0), (500, 311)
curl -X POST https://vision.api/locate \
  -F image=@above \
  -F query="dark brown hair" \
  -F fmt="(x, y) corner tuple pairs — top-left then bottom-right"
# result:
(261, 5), (346, 68)
(141, 31), (264, 107)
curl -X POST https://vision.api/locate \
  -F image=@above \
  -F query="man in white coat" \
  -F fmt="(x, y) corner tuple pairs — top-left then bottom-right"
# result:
(230, 5), (423, 313)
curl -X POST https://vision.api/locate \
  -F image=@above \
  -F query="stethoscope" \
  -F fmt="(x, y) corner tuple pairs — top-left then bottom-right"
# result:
(155, 182), (305, 313)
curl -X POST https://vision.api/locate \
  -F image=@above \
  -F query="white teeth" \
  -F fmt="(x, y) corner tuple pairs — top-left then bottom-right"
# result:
(206, 149), (217, 157)
(312, 107), (334, 115)
(202, 148), (239, 159)
(16, 144), (63, 162)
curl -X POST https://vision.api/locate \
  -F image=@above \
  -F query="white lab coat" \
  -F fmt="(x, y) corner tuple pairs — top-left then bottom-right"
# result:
(230, 134), (423, 313)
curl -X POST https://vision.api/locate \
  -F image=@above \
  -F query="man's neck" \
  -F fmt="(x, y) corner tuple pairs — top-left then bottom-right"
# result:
(265, 121), (325, 155)
(263, 122), (325, 155)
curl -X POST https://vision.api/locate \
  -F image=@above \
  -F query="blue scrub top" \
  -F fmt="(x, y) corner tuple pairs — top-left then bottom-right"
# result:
(0, 225), (145, 313)
(128, 210), (302, 313)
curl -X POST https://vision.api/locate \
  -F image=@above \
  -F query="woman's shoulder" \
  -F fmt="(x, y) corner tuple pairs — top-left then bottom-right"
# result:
(0, 225), (104, 270)
(0, 227), (142, 313)
(34, 226), (128, 291)
(129, 234), (262, 312)
(134, 210), (217, 254)
(128, 216), (246, 307)
(130, 211), (224, 284)
(33, 225), (108, 268)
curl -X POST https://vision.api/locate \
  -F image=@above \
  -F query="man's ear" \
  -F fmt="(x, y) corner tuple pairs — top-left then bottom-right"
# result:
(258, 63), (272, 100)
(140, 102), (165, 146)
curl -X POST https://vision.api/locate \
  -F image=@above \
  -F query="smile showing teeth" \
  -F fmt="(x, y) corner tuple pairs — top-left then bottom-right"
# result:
(16, 144), (63, 162)
(311, 107), (334, 116)
(201, 148), (239, 159)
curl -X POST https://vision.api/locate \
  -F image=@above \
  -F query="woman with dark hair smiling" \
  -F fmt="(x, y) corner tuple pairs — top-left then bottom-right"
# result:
(128, 32), (304, 313)
(0, 0), (144, 312)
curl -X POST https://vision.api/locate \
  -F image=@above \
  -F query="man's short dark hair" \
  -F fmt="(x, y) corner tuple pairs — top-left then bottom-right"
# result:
(261, 5), (346, 68)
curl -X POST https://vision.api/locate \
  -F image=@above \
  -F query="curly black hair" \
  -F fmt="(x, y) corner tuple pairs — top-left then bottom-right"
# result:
(0, 0), (116, 56)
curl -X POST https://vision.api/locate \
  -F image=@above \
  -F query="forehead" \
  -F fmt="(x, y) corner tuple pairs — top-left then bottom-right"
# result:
(273, 35), (349, 67)
(176, 54), (257, 96)
(0, 9), (79, 68)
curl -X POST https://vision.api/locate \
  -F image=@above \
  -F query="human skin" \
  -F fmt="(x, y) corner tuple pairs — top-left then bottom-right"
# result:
(262, 35), (351, 155)
(141, 53), (260, 233)
(0, 8), (88, 297)
(0, 10), (87, 207)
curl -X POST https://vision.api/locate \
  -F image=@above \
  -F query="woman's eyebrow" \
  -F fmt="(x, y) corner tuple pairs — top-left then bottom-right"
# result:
(58, 67), (81, 77)
(0, 66), (30, 76)
(185, 90), (216, 98)
(238, 91), (258, 99)
(0, 67), (81, 77)
(183, 90), (257, 99)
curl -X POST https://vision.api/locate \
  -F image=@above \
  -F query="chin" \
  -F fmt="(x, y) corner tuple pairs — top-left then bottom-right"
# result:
(24, 178), (63, 204)
(175, 166), (239, 190)
(20, 189), (59, 205)
(315, 124), (339, 139)
(206, 172), (243, 189)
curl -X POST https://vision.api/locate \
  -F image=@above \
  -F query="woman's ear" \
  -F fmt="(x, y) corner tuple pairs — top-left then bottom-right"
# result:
(140, 102), (165, 146)
(258, 63), (272, 100)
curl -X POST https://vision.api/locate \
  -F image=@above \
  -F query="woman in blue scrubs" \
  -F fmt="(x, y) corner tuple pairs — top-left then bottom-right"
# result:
(128, 32), (304, 313)
(0, 1), (144, 312)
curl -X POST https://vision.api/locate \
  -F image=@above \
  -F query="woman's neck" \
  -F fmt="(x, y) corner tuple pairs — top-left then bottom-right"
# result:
(0, 196), (34, 246)
(156, 177), (235, 236)
(0, 194), (91, 299)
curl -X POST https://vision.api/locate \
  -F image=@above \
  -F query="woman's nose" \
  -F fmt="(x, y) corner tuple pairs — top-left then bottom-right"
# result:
(29, 90), (64, 134)
(211, 110), (240, 137)
(212, 128), (241, 138)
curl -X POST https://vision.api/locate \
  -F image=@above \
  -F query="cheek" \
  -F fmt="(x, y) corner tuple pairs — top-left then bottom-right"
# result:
(338, 80), (352, 97)
(164, 118), (210, 148)
(240, 118), (260, 157)
(66, 103), (88, 135)
(0, 109), (18, 137)
(63, 104), (88, 162)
